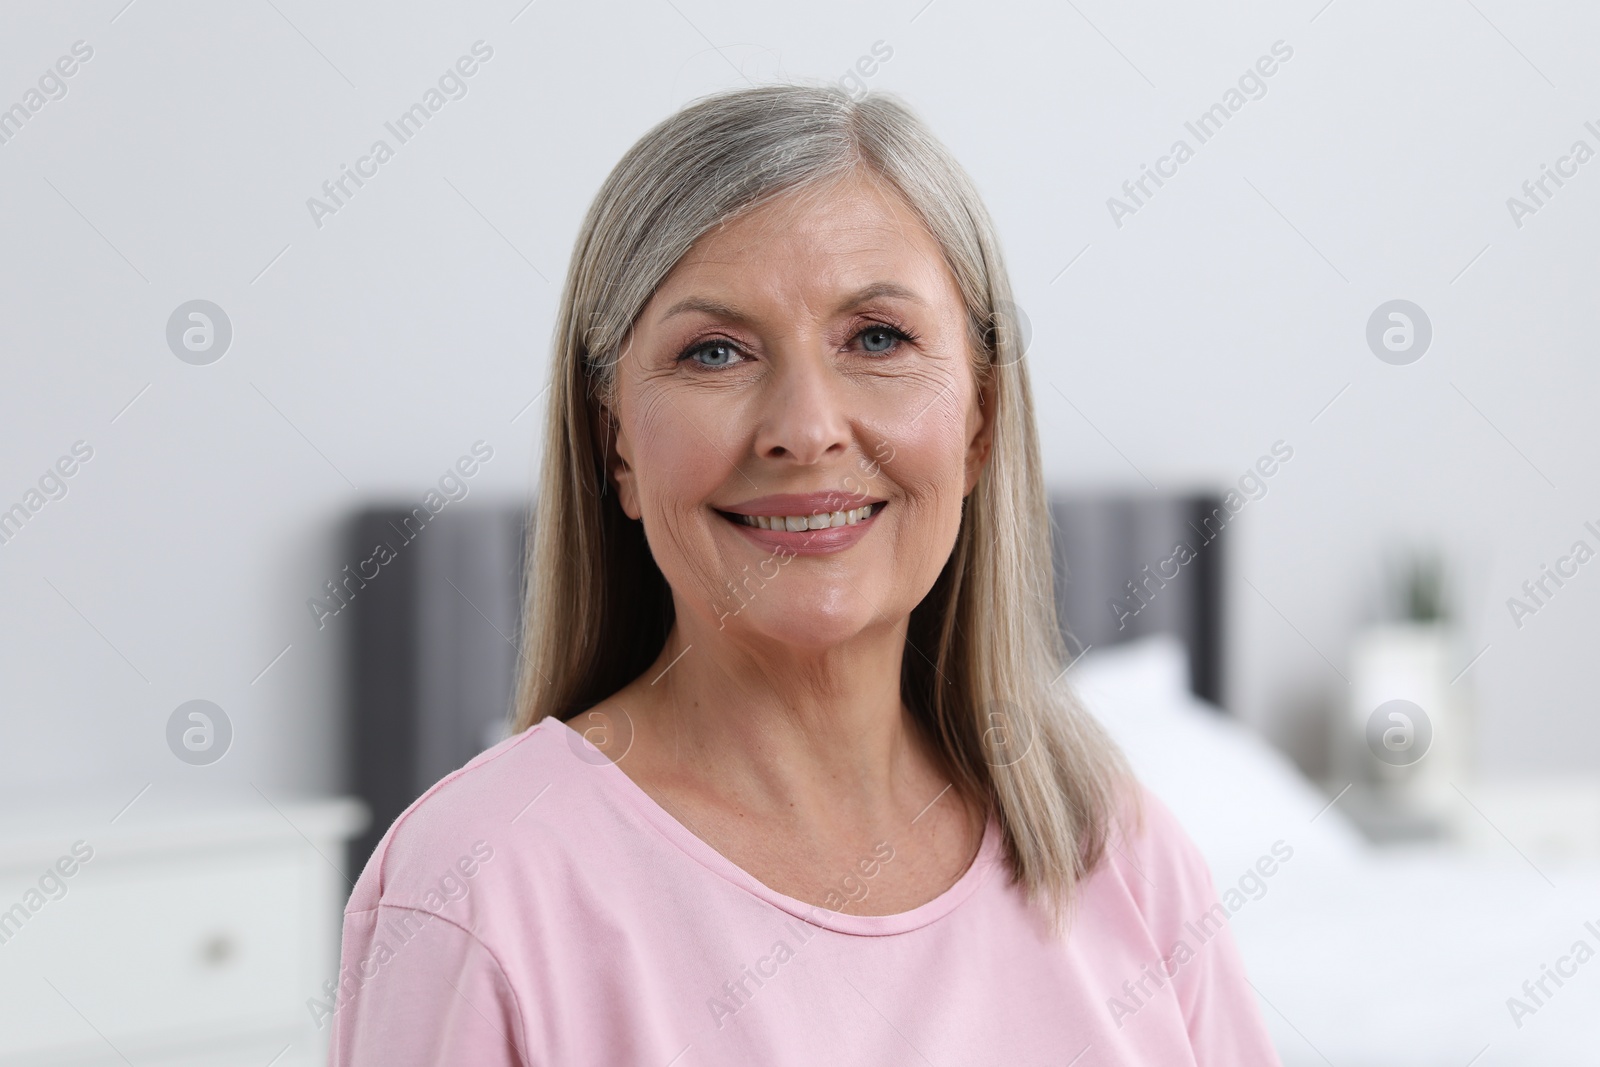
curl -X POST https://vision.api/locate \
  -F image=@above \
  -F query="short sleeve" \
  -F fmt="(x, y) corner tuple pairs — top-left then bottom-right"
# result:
(329, 904), (529, 1067)
(1112, 788), (1283, 1066)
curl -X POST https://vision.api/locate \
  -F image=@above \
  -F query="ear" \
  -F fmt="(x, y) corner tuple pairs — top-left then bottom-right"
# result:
(599, 399), (643, 520)
(962, 373), (995, 495)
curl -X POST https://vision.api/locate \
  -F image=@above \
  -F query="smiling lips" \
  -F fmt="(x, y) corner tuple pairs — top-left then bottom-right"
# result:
(718, 494), (887, 554)
(734, 503), (881, 531)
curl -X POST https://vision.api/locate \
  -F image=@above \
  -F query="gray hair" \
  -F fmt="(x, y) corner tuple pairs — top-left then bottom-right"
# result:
(513, 84), (1134, 925)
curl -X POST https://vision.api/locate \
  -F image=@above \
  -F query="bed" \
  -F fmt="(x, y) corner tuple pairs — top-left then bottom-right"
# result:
(1074, 636), (1600, 1066)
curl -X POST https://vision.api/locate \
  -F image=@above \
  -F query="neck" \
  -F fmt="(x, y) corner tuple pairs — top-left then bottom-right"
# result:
(621, 608), (946, 830)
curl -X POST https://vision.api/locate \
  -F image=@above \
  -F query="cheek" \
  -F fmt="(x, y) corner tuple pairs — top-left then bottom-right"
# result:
(867, 383), (977, 553)
(622, 389), (742, 585)
(877, 366), (975, 483)
(626, 388), (732, 504)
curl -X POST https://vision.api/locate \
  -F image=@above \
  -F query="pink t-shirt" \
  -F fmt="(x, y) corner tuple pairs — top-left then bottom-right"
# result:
(329, 717), (1281, 1066)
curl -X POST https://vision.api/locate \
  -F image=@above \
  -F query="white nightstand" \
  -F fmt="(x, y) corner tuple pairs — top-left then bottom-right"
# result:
(0, 795), (368, 1067)
(1326, 777), (1600, 861)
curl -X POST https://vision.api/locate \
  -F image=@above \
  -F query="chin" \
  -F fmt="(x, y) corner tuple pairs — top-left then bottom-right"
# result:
(716, 592), (887, 651)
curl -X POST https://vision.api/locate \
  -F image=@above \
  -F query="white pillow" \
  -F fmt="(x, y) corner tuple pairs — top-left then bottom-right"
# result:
(1070, 635), (1367, 872)
(1070, 633), (1193, 706)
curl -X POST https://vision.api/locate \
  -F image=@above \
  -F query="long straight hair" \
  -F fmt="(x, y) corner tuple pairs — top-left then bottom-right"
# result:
(511, 84), (1134, 923)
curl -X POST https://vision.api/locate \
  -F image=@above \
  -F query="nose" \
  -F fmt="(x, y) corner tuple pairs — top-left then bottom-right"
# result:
(751, 345), (852, 465)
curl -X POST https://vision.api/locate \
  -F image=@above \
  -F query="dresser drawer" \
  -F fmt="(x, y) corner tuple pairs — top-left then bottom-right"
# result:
(0, 843), (322, 1064)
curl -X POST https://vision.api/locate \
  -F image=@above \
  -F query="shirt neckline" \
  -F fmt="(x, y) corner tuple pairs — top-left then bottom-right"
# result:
(547, 717), (1004, 937)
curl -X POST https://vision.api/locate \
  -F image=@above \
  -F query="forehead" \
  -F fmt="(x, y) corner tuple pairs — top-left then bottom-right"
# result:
(647, 170), (962, 313)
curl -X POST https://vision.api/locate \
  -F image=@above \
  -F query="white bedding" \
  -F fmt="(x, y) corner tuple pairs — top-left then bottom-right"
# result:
(1073, 637), (1600, 1065)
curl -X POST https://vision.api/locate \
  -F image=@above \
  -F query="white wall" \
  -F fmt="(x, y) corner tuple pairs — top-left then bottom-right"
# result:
(2, 0), (1596, 803)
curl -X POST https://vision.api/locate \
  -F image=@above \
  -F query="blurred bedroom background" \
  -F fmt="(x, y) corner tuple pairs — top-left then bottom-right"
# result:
(2, 0), (1598, 1064)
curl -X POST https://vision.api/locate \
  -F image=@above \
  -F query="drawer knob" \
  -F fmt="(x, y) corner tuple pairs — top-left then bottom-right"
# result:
(199, 932), (236, 967)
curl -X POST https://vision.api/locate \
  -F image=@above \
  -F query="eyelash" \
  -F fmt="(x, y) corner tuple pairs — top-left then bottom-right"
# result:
(676, 322), (920, 368)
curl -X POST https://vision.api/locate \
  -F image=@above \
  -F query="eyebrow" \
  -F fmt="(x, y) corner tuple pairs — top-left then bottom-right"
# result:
(658, 282), (926, 323)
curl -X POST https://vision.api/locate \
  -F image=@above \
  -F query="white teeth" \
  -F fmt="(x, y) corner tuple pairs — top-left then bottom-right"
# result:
(736, 503), (879, 529)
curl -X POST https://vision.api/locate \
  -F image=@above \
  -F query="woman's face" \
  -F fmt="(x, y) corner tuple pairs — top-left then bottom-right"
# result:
(608, 171), (992, 653)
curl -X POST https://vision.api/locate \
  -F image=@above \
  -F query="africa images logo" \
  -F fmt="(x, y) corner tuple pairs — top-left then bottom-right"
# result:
(166, 700), (232, 766)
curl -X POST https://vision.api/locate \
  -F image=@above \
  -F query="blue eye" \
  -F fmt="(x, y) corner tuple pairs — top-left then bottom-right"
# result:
(859, 326), (905, 354)
(684, 341), (742, 368)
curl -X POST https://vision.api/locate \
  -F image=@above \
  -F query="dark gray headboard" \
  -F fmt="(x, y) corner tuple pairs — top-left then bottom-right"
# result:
(1049, 495), (1224, 705)
(344, 492), (1224, 869)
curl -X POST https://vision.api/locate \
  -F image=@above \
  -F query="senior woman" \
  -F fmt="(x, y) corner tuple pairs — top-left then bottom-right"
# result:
(331, 85), (1280, 1065)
